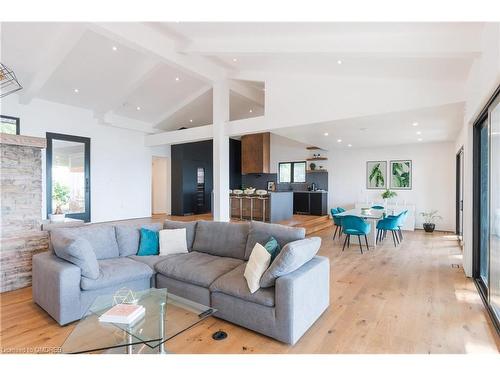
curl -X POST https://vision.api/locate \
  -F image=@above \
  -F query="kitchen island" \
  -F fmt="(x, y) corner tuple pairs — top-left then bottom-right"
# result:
(230, 191), (293, 223)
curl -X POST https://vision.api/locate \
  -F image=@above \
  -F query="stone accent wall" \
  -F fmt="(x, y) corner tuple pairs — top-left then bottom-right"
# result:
(1, 142), (49, 292)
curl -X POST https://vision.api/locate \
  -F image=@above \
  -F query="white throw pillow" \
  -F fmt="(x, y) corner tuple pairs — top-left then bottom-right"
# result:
(244, 243), (271, 294)
(159, 228), (188, 256)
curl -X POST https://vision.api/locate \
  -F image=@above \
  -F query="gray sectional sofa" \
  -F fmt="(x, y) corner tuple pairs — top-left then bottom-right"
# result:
(32, 220), (330, 345)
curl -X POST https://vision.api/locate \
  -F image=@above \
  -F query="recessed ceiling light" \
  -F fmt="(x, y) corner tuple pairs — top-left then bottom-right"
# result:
(337, 60), (342, 65)
(324, 132), (329, 136)
(189, 119), (193, 123)
(249, 109), (253, 113)
(136, 106), (141, 111)
(73, 88), (79, 93)
(348, 144), (352, 147)
(418, 138), (423, 142)
(112, 46), (118, 51)
(412, 122), (419, 127)
(416, 131), (422, 135)
(175, 77), (180, 82)
(337, 139), (342, 143)
(232, 58), (238, 62)
(360, 127), (367, 131)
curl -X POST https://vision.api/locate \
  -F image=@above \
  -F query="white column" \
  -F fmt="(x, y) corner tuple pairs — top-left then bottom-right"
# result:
(212, 80), (230, 221)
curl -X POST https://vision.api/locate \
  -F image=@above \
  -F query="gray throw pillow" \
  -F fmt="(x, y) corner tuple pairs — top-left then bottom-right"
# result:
(52, 233), (100, 279)
(259, 237), (321, 288)
(115, 223), (163, 256)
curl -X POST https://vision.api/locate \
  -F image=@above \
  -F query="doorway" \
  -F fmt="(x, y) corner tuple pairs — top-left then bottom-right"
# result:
(46, 132), (91, 222)
(456, 146), (464, 247)
(152, 156), (170, 215)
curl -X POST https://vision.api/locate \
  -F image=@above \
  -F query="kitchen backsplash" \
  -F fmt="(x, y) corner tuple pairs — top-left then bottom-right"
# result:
(241, 172), (328, 191)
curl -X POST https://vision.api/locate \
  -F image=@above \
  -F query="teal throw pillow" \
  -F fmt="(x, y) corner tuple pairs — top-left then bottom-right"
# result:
(263, 236), (281, 262)
(137, 228), (159, 256)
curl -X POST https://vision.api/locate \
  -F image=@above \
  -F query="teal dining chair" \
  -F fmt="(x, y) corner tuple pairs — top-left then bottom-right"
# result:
(376, 215), (400, 247)
(341, 215), (371, 254)
(337, 207), (346, 213)
(331, 208), (343, 241)
(389, 210), (408, 242)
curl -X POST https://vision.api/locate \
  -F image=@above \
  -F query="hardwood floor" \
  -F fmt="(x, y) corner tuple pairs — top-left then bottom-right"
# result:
(1, 224), (499, 354)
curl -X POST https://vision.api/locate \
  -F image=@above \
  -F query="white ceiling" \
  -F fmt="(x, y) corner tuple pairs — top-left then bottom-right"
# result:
(0, 22), (485, 146)
(273, 102), (465, 150)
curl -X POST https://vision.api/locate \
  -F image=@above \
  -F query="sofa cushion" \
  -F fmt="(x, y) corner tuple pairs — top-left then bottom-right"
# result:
(154, 251), (243, 288)
(192, 221), (249, 259)
(52, 225), (119, 260)
(163, 220), (198, 250)
(115, 223), (163, 256)
(128, 255), (170, 271)
(51, 233), (100, 279)
(210, 263), (275, 307)
(244, 221), (305, 260)
(80, 257), (153, 291)
(137, 228), (159, 256)
(260, 237), (321, 288)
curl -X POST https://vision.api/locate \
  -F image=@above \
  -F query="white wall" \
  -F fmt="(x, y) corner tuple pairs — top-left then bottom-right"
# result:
(1, 95), (154, 223)
(329, 142), (456, 231)
(269, 133), (311, 173)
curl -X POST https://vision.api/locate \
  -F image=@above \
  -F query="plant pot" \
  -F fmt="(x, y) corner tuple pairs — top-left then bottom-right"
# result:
(49, 213), (66, 223)
(423, 223), (435, 233)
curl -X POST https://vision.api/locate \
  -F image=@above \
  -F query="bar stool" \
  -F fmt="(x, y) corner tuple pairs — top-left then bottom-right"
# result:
(256, 190), (269, 222)
(244, 194), (254, 220)
(232, 189), (243, 220)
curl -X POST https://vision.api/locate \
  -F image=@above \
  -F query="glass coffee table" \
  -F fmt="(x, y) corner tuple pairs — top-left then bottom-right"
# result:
(62, 288), (216, 354)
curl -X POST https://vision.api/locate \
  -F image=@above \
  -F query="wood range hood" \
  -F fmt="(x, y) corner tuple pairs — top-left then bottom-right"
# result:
(241, 132), (270, 174)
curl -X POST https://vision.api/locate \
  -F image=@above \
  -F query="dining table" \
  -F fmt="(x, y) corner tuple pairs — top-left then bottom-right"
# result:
(335, 207), (406, 248)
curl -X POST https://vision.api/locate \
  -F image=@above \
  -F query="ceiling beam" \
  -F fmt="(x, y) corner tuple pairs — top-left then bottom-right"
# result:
(19, 24), (86, 104)
(89, 22), (228, 83)
(145, 124), (213, 146)
(180, 32), (482, 59)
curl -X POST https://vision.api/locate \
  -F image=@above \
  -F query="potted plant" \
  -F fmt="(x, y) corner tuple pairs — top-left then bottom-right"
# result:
(381, 189), (397, 206)
(50, 182), (70, 222)
(420, 210), (442, 233)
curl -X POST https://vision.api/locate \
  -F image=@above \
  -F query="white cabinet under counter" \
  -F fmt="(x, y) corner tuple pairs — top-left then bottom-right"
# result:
(354, 202), (416, 231)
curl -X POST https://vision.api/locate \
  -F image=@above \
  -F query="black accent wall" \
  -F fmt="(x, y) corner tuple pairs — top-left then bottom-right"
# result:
(171, 140), (213, 216)
(171, 139), (242, 215)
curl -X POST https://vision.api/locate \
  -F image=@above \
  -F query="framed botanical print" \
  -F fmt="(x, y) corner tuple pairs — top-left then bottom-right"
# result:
(390, 160), (412, 189)
(366, 161), (387, 189)
(0, 115), (20, 135)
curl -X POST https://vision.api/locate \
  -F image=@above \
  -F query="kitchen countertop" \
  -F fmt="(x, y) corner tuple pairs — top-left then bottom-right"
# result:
(293, 190), (328, 193)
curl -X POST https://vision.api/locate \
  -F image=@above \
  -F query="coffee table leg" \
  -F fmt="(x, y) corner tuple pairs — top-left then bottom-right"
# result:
(127, 332), (133, 354)
(159, 301), (166, 354)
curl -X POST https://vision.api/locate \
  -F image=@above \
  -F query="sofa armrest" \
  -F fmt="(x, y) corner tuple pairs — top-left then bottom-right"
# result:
(275, 255), (330, 344)
(32, 251), (82, 325)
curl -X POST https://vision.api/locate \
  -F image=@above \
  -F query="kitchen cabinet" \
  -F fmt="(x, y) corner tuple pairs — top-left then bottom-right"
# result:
(241, 132), (270, 174)
(293, 191), (328, 216)
(293, 192), (310, 214)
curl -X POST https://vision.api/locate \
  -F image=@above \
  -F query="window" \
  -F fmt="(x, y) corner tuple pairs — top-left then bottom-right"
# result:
(0, 115), (20, 135)
(278, 161), (306, 183)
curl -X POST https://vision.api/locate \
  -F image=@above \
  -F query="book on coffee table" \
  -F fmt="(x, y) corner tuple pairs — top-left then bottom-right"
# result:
(99, 304), (145, 325)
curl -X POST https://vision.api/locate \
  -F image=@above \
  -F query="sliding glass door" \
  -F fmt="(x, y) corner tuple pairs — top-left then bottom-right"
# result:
(46, 132), (91, 222)
(473, 86), (500, 331)
(489, 94), (500, 320)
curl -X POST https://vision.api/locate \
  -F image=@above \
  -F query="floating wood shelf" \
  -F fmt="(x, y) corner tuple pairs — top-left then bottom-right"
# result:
(307, 169), (328, 173)
(306, 146), (322, 150)
(306, 157), (328, 161)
